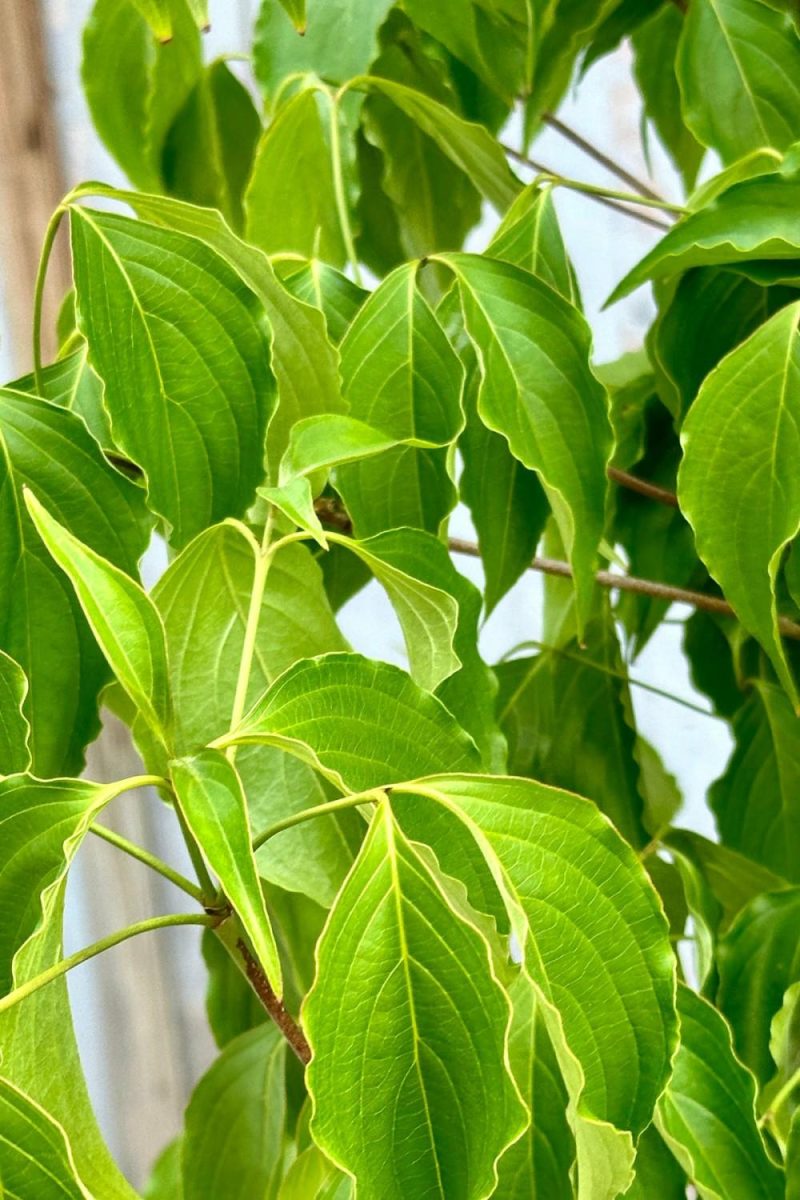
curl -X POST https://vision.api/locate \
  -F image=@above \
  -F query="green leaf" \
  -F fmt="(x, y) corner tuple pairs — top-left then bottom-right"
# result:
(229, 653), (481, 792)
(129, 0), (173, 39)
(162, 60), (261, 233)
(355, 76), (521, 212)
(789, 1110), (800, 1198)
(710, 681), (800, 881)
(397, 775), (677, 1198)
(279, 259), (367, 344)
(678, 301), (800, 706)
(0, 652), (30, 775)
(170, 750), (283, 995)
(683, 611), (745, 718)
(656, 984), (784, 1200)
(717, 887), (800, 1085)
(304, 800), (526, 1199)
(665, 829), (788, 934)
(181, 1024), (287, 1200)
(12, 347), (110, 449)
(623, 1124), (686, 1199)
(253, 0), (394, 105)
(261, 478), (329, 548)
(632, 5), (704, 192)
(609, 170), (800, 302)
(444, 252), (611, 632)
(152, 522), (353, 907)
(275, 0), (306, 31)
(766, 979), (800, 1139)
(336, 263), (465, 535)
(245, 89), (345, 265)
(0, 1077), (92, 1199)
(278, 414), (409, 482)
(400, 0), (528, 101)
(0, 389), (150, 775)
(144, 1138), (184, 1199)
(88, 187), (345, 477)
(25, 492), (172, 746)
(278, 1146), (352, 1199)
(677, 0), (800, 165)
(82, 0), (201, 189)
(70, 205), (276, 547)
(487, 184), (580, 305)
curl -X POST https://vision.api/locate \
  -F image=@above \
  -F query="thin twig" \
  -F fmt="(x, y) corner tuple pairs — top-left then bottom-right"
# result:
(447, 539), (800, 641)
(501, 144), (673, 232)
(543, 112), (665, 203)
(236, 938), (312, 1064)
(608, 466), (679, 508)
(90, 824), (206, 903)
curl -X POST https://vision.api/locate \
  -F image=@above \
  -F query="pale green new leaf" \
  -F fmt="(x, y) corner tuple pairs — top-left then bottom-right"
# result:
(0, 1077), (92, 1199)
(0, 388), (149, 776)
(656, 984), (784, 1200)
(229, 653), (481, 792)
(278, 414), (406, 483)
(304, 801), (526, 1199)
(711, 680), (800, 880)
(152, 522), (354, 907)
(766, 980), (800, 1140)
(260, 478), (329, 548)
(25, 493), (172, 746)
(336, 263), (465, 535)
(677, 0), (800, 165)
(170, 750), (283, 995)
(717, 887), (800, 1085)
(70, 205), (275, 546)
(445, 252), (612, 632)
(181, 1023), (286, 1200)
(278, 1146), (352, 1198)
(87, 187), (345, 477)
(245, 90), (345, 265)
(0, 652), (30, 776)
(678, 302), (800, 705)
(130, 0), (172, 39)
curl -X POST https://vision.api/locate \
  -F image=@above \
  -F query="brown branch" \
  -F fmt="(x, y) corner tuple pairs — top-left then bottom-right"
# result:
(501, 144), (672, 233)
(447, 539), (800, 641)
(236, 938), (311, 1065)
(607, 466), (679, 508)
(542, 113), (665, 203)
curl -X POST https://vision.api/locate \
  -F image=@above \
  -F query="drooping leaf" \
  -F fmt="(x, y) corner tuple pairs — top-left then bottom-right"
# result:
(181, 1024), (287, 1200)
(0, 1077), (93, 1199)
(717, 887), (800, 1086)
(245, 89), (345, 265)
(304, 800), (526, 1199)
(25, 492), (172, 746)
(278, 414), (407, 483)
(0, 652), (30, 775)
(400, 0), (528, 101)
(710, 680), (800, 881)
(70, 205), (276, 547)
(683, 610), (745, 718)
(227, 653), (482, 792)
(170, 750), (283, 995)
(395, 775), (677, 1199)
(678, 301), (800, 705)
(665, 829), (788, 935)
(524, 0), (621, 119)
(336, 262), (465, 535)
(677, 0), (800, 165)
(162, 60), (261, 232)
(581, 0), (661, 76)
(656, 984), (784, 1200)
(0, 389), (150, 775)
(152, 522), (354, 907)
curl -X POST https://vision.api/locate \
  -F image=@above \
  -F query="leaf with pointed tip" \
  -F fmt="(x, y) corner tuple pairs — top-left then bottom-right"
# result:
(162, 60), (261, 233)
(275, 0), (306, 30)
(86, 186), (345, 477)
(400, 0), (528, 101)
(70, 205), (275, 547)
(609, 171), (800, 302)
(443, 252), (611, 633)
(278, 1146), (352, 1198)
(25, 492), (172, 745)
(181, 1024), (287, 1200)
(245, 90), (345, 265)
(12, 348), (110, 448)
(152, 522), (353, 907)
(171, 750), (282, 996)
(0, 1077), (93, 1199)
(0, 390), (150, 776)
(0, 652), (29, 775)
(278, 414), (408, 483)
(624, 1124), (685, 1199)
(766, 979), (800, 1140)
(678, 301), (800, 705)
(279, 260), (367, 344)
(336, 265), (465, 534)
(260, 478), (329, 548)
(395, 775), (677, 1199)
(665, 829), (788, 934)
(488, 184), (580, 305)
(677, 0), (800, 166)
(710, 681), (800, 881)
(304, 800), (527, 1199)
(229, 653), (481, 792)
(656, 984), (784, 1200)
(717, 887), (800, 1086)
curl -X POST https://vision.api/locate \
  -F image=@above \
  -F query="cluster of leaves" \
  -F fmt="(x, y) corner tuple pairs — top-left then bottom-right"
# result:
(2, 0), (800, 1195)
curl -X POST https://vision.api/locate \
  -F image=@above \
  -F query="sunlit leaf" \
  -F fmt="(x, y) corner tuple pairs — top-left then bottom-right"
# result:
(0, 1077), (93, 1199)
(0, 652), (30, 776)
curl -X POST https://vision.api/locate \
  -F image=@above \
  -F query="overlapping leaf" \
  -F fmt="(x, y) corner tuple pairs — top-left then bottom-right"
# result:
(0, 1077), (93, 1200)
(0, 652), (29, 775)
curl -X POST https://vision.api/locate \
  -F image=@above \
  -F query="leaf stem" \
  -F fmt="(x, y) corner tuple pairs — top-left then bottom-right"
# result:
(0, 914), (214, 1015)
(90, 823), (206, 902)
(545, 171), (685, 215)
(33, 204), (68, 391)
(252, 789), (382, 851)
(542, 112), (667, 203)
(228, 508), (276, 739)
(328, 91), (363, 286)
(759, 1064), (800, 1130)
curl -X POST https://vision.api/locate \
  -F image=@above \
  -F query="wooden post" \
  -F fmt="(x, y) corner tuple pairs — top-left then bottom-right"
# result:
(0, 0), (72, 373)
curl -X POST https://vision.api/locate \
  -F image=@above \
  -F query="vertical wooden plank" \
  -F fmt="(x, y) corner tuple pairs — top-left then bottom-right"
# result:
(0, 0), (71, 372)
